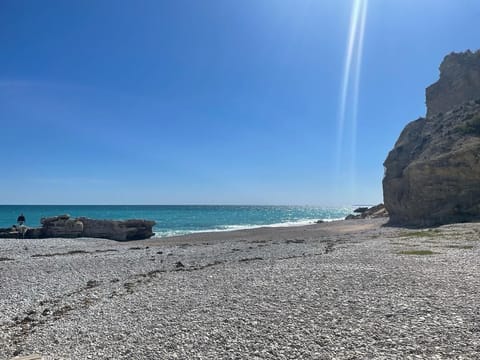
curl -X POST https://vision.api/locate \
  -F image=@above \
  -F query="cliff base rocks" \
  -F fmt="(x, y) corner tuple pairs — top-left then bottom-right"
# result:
(345, 204), (388, 220)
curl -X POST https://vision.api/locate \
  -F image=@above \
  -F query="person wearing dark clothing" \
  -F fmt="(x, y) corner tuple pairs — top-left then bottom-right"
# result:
(17, 213), (26, 225)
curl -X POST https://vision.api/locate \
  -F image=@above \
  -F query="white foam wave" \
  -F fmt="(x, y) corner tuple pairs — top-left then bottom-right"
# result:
(152, 217), (345, 238)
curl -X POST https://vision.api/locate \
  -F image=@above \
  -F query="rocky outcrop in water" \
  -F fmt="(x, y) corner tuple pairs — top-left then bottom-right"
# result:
(0, 215), (155, 240)
(383, 50), (480, 226)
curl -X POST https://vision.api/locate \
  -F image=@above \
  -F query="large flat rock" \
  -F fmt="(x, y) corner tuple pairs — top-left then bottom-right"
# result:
(0, 215), (156, 241)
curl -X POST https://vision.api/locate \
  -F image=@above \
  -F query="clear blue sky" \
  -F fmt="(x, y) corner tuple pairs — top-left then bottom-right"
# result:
(1, 0), (479, 205)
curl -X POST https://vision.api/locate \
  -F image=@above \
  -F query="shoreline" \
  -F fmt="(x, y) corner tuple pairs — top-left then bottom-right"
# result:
(0, 204), (354, 240)
(145, 218), (384, 246)
(1, 218), (479, 359)
(151, 216), (346, 238)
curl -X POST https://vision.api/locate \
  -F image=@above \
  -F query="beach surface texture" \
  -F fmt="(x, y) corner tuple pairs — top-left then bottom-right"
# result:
(1, 219), (479, 359)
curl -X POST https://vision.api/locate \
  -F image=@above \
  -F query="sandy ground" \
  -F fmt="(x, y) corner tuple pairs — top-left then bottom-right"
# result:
(1, 218), (479, 359)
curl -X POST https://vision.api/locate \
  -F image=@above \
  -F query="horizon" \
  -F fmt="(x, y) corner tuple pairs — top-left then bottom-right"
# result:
(0, 203), (365, 208)
(2, 1), (480, 205)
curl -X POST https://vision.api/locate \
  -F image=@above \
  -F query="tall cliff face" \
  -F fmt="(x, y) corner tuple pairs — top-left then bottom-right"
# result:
(383, 50), (480, 226)
(426, 50), (480, 117)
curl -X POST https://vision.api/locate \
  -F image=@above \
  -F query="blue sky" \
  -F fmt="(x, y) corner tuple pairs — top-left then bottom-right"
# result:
(1, 0), (479, 205)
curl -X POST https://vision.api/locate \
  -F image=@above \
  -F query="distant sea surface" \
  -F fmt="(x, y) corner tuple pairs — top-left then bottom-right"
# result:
(0, 205), (354, 238)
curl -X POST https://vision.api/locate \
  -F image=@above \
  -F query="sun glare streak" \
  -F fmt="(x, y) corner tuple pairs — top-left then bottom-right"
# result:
(337, 0), (362, 160)
(350, 0), (368, 183)
(336, 0), (368, 197)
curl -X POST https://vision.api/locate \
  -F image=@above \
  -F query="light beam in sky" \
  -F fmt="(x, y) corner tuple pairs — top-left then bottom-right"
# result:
(337, 0), (362, 147)
(336, 0), (368, 195)
(350, 0), (368, 173)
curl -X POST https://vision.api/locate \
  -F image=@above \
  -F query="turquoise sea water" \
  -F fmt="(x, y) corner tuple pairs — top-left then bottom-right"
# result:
(0, 205), (355, 237)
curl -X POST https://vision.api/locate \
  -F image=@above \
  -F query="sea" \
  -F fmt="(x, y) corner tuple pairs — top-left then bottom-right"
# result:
(0, 205), (355, 238)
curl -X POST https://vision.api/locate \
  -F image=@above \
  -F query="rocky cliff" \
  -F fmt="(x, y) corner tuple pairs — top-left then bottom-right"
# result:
(383, 50), (480, 226)
(426, 50), (480, 117)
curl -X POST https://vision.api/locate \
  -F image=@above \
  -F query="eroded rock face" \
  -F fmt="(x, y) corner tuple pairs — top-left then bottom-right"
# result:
(79, 217), (155, 241)
(384, 50), (480, 226)
(426, 50), (480, 117)
(345, 204), (388, 220)
(41, 215), (84, 238)
(13, 215), (156, 240)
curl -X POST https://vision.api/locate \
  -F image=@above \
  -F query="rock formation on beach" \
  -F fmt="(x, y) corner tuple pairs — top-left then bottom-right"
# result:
(345, 204), (388, 220)
(0, 215), (155, 241)
(383, 49), (480, 226)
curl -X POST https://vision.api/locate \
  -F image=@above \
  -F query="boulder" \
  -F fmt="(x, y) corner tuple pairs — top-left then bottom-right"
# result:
(345, 204), (388, 220)
(363, 204), (389, 218)
(383, 49), (480, 226)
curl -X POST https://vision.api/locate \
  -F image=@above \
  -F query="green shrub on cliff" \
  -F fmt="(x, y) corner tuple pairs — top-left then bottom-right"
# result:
(456, 113), (480, 136)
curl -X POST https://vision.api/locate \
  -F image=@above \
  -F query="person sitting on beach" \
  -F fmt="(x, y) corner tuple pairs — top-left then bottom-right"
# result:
(17, 213), (26, 225)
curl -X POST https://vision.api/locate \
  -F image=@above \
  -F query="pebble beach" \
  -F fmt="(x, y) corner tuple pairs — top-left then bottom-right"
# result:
(1, 218), (479, 359)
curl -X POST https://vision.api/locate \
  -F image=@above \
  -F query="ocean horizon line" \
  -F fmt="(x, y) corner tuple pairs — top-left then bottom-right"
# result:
(0, 204), (362, 208)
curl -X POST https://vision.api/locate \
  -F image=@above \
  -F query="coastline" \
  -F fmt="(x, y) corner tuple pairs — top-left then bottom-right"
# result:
(0, 204), (353, 238)
(1, 218), (479, 359)
(151, 216), (346, 238)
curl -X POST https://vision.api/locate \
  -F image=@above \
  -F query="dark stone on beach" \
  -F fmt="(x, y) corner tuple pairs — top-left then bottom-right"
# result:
(353, 207), (369, 214)
(285, 239), (305, 244)
(383, 49), (480, 226)
(239, 257), (264, 262)
(12, 349), (21, 357)
(86, 280), (100, 288)
(175, 261), (185, 268)
(315, 220), (324, 224)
